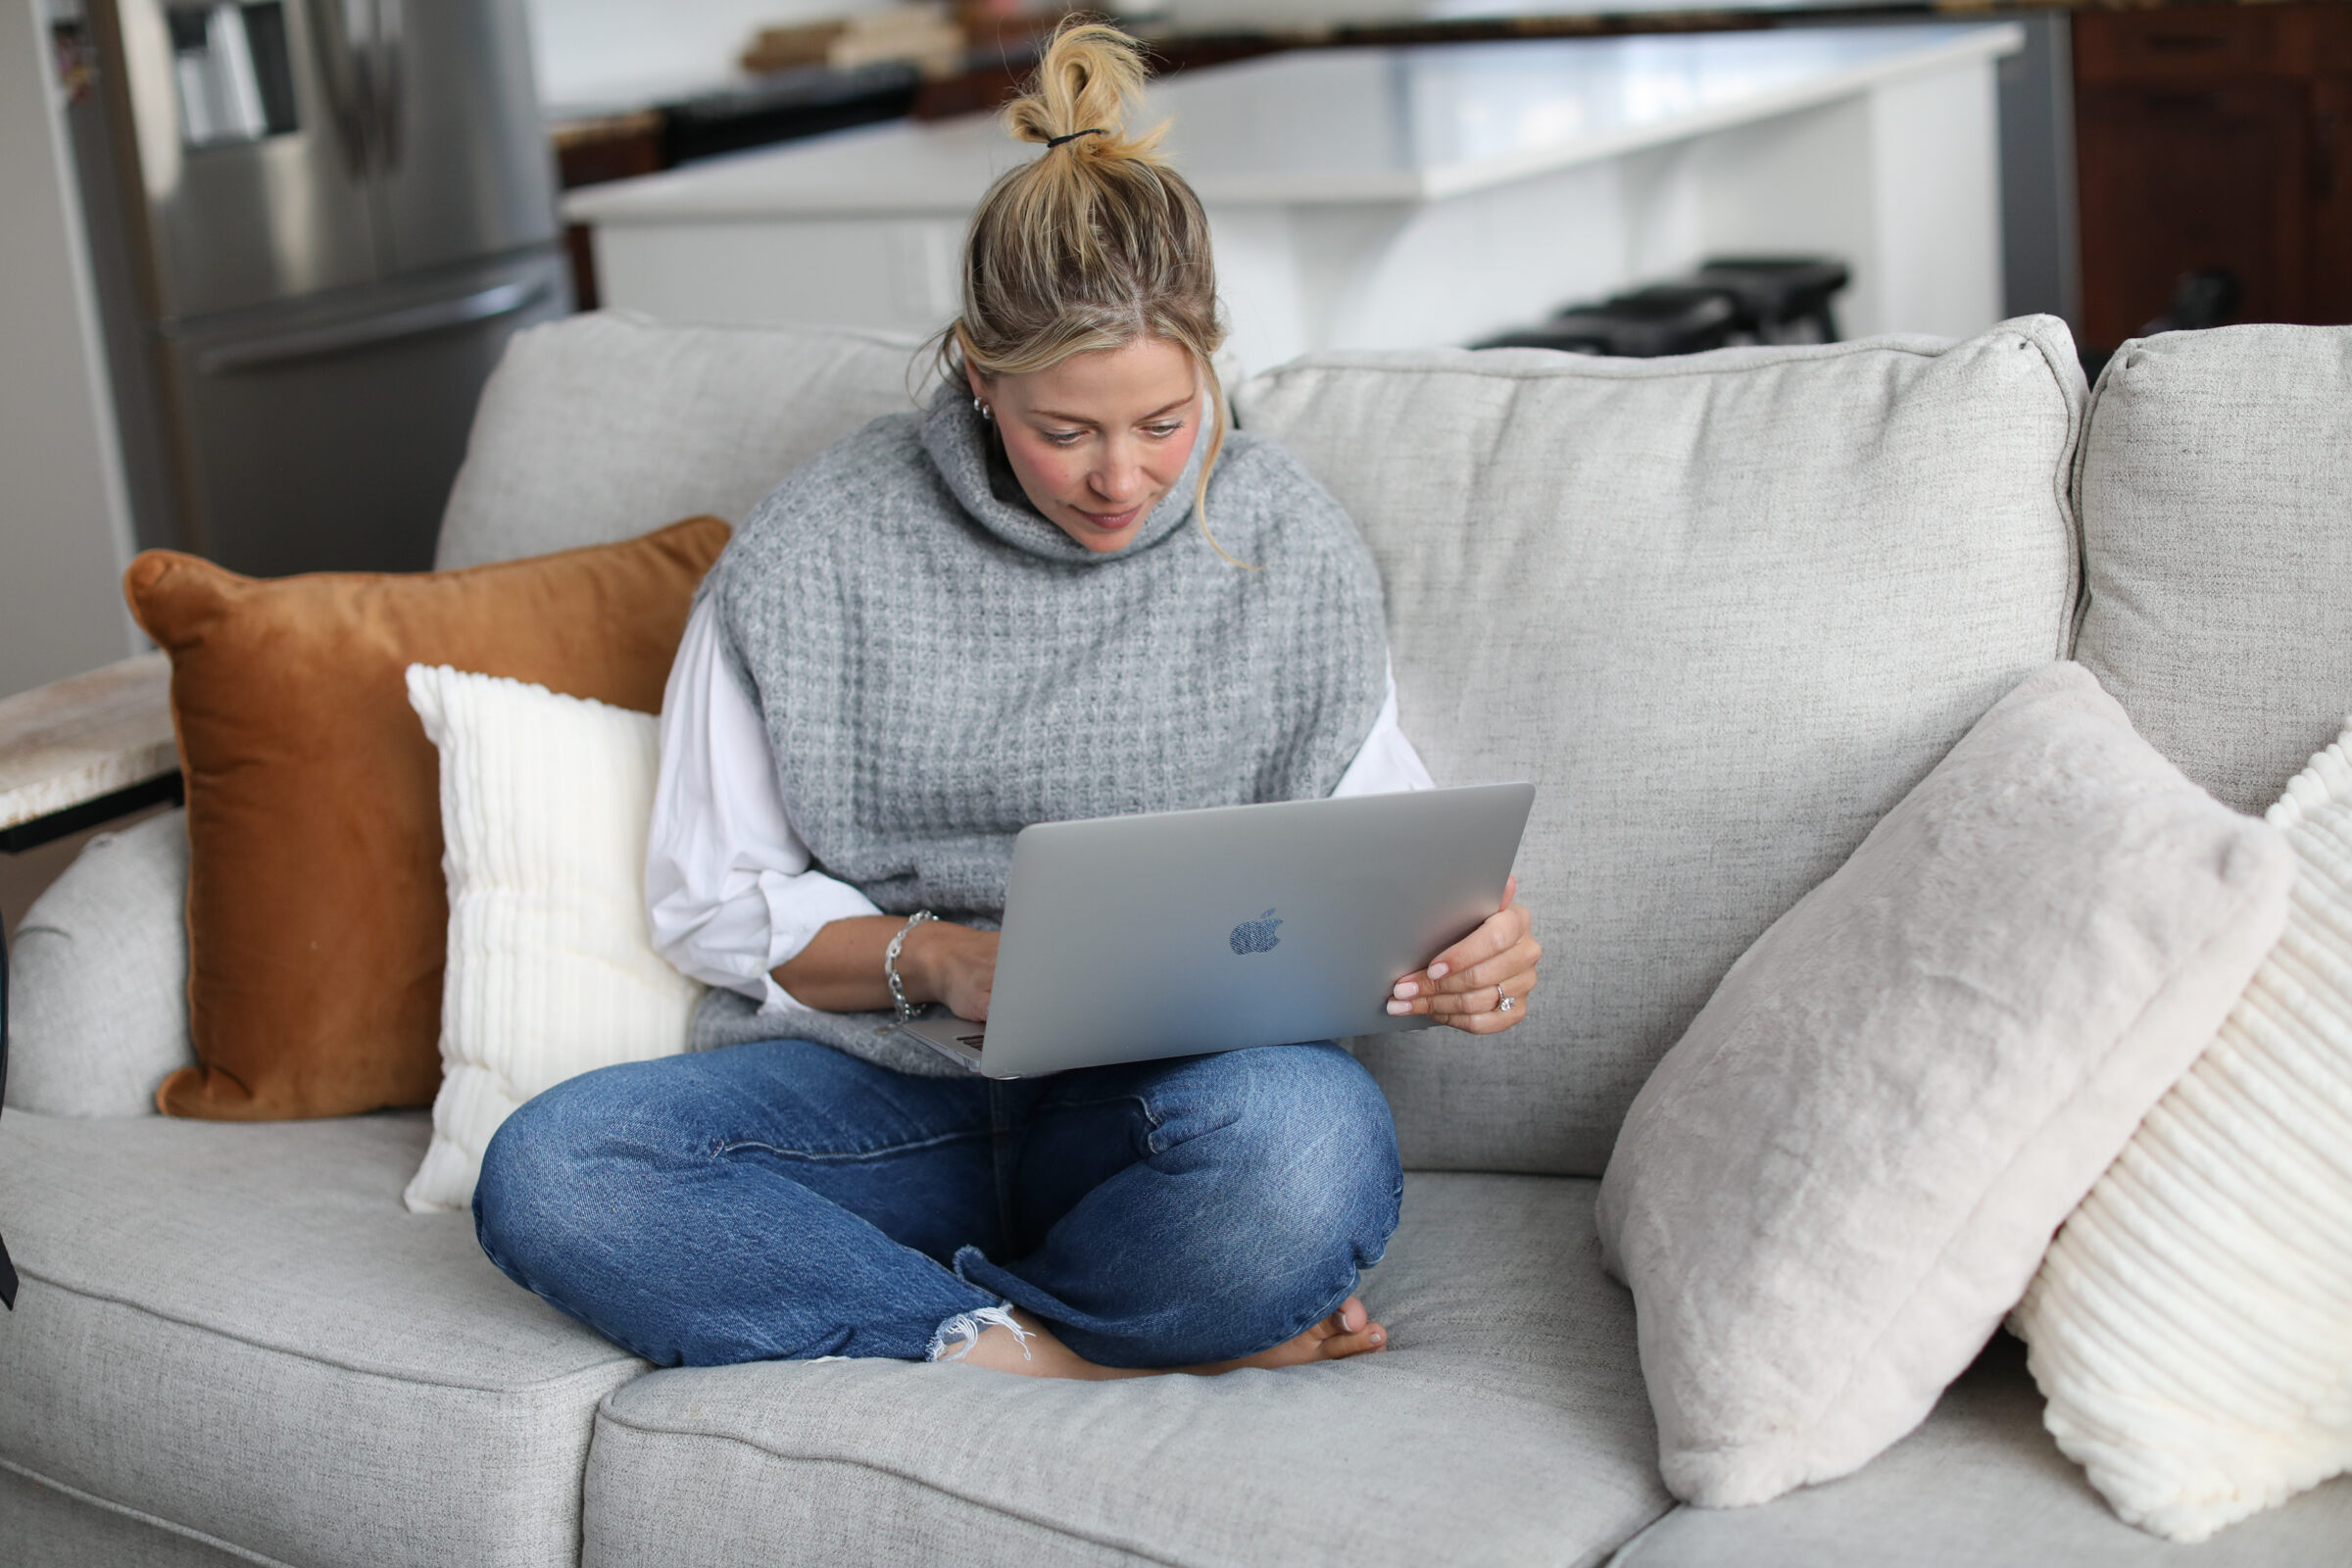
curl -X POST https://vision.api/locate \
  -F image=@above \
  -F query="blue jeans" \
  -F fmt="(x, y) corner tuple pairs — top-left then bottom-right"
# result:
(473, 1038), (1402, 1369)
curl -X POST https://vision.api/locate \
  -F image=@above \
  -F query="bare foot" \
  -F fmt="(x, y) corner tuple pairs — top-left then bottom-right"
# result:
(1178, 1295), (1390, 1374)
(950, 1298), (1388, 1381)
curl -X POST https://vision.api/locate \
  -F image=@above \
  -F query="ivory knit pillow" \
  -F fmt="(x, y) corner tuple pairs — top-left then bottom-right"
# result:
(1596, 662), (2294, 1509)
(402, 665), (704, 1213)
(2012, 717), (2352, 1543)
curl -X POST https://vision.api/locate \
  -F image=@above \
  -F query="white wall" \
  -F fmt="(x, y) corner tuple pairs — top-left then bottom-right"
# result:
(0, 0), (140, 701)
(526, 0), (897, 116)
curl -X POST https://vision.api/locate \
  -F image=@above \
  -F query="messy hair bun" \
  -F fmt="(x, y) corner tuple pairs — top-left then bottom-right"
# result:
(1002, 18), (1170, 172)
(944, 20), (1238, 558)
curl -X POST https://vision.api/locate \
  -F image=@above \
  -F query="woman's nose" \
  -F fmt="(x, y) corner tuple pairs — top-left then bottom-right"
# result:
(1091, 446), (1144, 504)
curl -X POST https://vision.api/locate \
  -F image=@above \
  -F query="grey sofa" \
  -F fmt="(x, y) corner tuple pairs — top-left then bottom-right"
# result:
(5, 312), (2350, 1567)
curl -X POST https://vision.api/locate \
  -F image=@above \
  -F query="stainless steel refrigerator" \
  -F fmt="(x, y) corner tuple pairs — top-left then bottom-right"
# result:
(67, 0), (569, 576)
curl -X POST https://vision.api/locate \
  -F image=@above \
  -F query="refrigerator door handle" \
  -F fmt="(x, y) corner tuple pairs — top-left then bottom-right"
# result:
(309, 0), (374, 177)
(372, 0), (405, 173)
(195, 277), (551, 374)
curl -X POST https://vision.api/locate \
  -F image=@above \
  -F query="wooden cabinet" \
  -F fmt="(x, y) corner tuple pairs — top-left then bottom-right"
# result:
(2314, 71), (2352, 318)
(2075, 2), (2352, 351)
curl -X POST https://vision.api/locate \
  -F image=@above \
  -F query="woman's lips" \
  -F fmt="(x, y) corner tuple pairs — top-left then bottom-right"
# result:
(1074, 503), (1143, 533)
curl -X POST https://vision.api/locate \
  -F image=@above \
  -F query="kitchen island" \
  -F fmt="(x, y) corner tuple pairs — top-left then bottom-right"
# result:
(566, 22), (2022, 374)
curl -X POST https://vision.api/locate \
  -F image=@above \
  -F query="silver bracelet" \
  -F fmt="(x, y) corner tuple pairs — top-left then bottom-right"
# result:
(884, 910), (938, 1022)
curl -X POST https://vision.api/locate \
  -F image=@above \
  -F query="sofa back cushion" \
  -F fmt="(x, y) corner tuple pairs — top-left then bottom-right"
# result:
(1237, 319), (2084, 1175)
(2072, 324), (2352, 815)
(436, 313), (928, 569)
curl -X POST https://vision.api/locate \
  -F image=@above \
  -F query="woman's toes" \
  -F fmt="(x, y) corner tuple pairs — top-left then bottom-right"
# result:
(1313, 1296), (1387, 1358)
(1318, 1316), (1388, 1359)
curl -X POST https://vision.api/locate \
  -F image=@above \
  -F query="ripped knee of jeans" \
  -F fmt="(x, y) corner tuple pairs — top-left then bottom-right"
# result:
(926, 1302), (1032, 1364)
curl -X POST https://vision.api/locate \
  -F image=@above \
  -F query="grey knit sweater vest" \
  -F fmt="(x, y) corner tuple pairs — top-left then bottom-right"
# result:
(694, 382), (1388, 1072)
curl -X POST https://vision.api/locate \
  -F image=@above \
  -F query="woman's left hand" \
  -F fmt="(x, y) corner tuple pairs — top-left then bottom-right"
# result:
(1385, 875), (1541, 1034)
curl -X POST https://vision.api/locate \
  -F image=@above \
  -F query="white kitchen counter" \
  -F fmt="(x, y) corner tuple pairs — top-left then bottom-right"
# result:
(569, 23), (2024, 373)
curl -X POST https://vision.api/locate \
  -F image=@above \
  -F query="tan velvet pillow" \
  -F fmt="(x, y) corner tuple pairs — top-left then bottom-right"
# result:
(124, 516), (729, 1120)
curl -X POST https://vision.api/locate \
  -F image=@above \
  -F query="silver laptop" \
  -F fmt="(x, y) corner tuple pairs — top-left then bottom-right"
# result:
(899, 782), (1535, 1078)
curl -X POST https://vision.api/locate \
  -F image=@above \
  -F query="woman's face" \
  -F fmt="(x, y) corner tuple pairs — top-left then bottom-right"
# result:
(967, 336), (1202, 554)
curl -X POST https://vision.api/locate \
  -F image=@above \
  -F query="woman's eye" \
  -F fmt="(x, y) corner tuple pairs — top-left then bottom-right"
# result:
(1044, 430), (1086, 446)
(1144, 422), (1184, 439)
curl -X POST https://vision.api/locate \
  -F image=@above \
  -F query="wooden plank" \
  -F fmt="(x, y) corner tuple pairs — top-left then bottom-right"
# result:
(0, 654), (176, 835)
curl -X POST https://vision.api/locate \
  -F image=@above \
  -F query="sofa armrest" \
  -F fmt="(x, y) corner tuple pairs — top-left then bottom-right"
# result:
(4, 809), (193, 1117)
(1, 655), (180, 1299)
(0, 653), (179, 853)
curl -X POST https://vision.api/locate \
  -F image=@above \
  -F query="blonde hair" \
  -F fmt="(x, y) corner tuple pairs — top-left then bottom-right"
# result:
(939, 20), (1242, 561)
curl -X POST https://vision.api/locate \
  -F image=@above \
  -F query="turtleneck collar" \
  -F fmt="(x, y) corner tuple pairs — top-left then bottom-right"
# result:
(919, 380), (1209, 566)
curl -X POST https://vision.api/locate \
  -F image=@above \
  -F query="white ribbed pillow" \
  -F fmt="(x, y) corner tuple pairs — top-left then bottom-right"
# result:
(402, 665), (704, 1213)
(2013, 717), (2352, 1542)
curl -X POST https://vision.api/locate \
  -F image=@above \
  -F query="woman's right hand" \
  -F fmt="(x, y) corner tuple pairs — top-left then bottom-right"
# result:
(903, 922), (1002, 1021)
(771, 915), (1000, 1018)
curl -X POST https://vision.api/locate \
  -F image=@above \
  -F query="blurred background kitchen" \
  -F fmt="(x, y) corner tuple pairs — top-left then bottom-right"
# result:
(7, 0), (2350, 706)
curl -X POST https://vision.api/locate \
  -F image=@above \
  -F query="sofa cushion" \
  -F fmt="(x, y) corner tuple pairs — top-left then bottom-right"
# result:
(437, 313), (927, 569)
(1598, 661), (2291, 1510)
(403, 666), (703, 1214)
(5, 808), (192, 1117)
(2009, 715), (2352, 1543)
(1236, 319), (2084, 1174)
(0, 1465), (256, 1568)
(2074, 324), (2352, 815)
(1609, 1335), (2352, 1568)
(125, 519), (726, 1120)
(0, 1108), (645, 1568)
(579, 1172), (1672, 1568)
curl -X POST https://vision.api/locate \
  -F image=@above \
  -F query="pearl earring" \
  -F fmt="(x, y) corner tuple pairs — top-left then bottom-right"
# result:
(972, 396), (993, 422)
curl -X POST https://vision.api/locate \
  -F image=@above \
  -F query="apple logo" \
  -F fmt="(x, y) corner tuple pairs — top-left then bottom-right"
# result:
(1229, 908), (1283, 956)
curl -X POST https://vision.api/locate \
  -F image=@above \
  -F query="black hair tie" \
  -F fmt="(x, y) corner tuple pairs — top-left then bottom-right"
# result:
(1046, 127), (1104, 149)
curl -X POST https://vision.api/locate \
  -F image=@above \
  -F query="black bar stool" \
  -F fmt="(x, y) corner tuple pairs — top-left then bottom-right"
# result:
(1473, 255), (1851, 359)
(1476, 285), (1740, 358)
(1692, 257), (1852, 344)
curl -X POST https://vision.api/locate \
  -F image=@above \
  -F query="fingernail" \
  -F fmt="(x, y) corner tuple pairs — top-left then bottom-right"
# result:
(1368, 1328), (1385, 1344)
(1428, 962), (1449, 980)
(1392, 980), (1417, 999)
(1386, 1000), (1411, 1015)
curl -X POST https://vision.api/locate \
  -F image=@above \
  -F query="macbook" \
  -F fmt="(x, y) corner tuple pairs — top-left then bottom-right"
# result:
(899, 782), (1535, 1077)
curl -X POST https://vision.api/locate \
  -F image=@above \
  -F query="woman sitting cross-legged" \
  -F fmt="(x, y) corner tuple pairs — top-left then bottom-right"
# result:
(471, 21), (1543, 1379)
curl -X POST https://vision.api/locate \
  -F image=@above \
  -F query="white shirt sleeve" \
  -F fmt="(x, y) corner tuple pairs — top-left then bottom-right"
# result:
(1331, 662), (1437, 797)
(646, 597), (881, 1017)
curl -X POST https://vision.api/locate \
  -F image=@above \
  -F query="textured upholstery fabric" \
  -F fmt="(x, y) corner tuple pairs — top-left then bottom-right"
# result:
(1611, 1336), (2352, 1568)
(404, 667), (702, 1213)
(1596, 662), (2292, 1508)
(123, 519), (726, 1119)
(1236, 320), (2084, 1173)
(0, 1108), (645, 1568)
(580, 1172), (1673, 1568)
(437, 313), (927, 570)
(5, 810), (191, 1116)
(2012, 719), (2352, 1542)
(2073, 324), (2352, 814)
(0, 1465), (270, 1568)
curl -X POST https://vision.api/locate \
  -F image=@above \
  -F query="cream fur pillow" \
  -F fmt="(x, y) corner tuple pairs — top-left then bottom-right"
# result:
(403, 665), (703, 1213)
(1596, 662), (2294, 1510)
(2012, 717), (2352, 1542)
